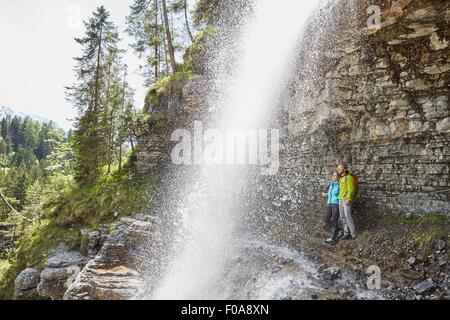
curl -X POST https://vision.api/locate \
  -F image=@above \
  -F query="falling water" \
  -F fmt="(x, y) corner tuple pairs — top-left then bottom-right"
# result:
(141, 0), (371, 300)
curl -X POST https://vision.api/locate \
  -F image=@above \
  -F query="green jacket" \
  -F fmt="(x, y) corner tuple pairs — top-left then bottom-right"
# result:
(338, 173), (356, 201)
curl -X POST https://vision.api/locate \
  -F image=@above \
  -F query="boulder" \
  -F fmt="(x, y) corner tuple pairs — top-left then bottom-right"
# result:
(14, 268), (40, 300)
(64, 214), (158, 300)
(414, 280), (434, 295)
(36, 246), (89, 300)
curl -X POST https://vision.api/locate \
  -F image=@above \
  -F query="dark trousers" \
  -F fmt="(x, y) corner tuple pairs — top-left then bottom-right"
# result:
(324, 204), (340, 240)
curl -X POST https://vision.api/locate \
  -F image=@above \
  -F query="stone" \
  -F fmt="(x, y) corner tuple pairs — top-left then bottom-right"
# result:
(405, 79), (430, 91)
(15, 268), (40, 300)
(436, 118), (450, 132)
(423, 64), (450, 75)
(437, 257), (447, 268)
(430, 33), (448, 51)
(436, 240), (447, 252)
(409, 121), (427, 133)
(37, 266), (82, 300)
(389, 99), (409, 110)
(407, 257), (417, 266)
(414, 280), (434, 295)
(35, 247), (89, 300)
(45, 248), (89, 269)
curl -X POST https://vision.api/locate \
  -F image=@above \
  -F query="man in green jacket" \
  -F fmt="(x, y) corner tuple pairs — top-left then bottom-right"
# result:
(337, 163), (357, 240)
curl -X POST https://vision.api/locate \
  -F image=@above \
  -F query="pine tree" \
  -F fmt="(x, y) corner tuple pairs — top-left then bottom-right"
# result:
(127, 0), (163, 84)
(66, 6), (121, 182)
(127, 0), (193, 83)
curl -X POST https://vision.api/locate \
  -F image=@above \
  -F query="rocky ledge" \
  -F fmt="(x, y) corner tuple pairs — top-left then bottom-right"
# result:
(64, 214), (156, 300)
(14, 214), (158, 300)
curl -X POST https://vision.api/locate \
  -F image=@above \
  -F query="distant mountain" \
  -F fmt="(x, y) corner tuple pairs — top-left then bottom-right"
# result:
(0, 105), (56, 125)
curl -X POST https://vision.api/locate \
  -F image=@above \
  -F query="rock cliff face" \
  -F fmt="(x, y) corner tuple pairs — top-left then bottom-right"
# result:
(280, 0), (449, 219)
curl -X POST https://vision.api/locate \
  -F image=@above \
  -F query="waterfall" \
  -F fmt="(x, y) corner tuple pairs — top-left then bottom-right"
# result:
(145, 0), (327, 300)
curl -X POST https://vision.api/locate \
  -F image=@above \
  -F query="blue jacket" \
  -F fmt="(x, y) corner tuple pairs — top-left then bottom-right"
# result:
(328, 181), (340, 205)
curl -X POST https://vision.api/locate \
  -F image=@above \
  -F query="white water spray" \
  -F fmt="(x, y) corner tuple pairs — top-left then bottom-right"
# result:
(150, 0), (324, 300)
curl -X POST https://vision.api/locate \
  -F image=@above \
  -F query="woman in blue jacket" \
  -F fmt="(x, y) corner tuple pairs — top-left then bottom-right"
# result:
(323, 172), (340, 244)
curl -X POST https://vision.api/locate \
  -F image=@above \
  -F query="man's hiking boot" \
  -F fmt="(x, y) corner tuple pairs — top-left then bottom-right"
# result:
(325, 238), (336, 244)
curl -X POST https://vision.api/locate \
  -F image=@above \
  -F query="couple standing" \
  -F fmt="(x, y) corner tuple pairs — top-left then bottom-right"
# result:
(324, 164), (358, 244)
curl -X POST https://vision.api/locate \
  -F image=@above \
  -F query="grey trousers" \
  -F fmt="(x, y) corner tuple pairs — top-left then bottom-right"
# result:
(339, 200), (357, 237)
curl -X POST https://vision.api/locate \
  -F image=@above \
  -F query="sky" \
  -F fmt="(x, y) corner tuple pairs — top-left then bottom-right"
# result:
(0, 0), (152, 130)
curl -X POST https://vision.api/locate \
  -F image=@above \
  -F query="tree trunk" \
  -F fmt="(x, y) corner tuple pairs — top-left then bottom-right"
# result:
(118, 69), (127, 172)
(154, 0), (159, 79)
(160, 7), (170, 74)
(0, 190), (32, 222)
(161, 0), (177, 73)
(0, 190), (16, 213)
(104, 61), (113, 175)
(94, 25), (103, 115)
(184, 0), (194, 43)
(118, 144), (123, 171)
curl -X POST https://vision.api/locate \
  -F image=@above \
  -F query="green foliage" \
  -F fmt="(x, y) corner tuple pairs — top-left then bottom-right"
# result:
(0, 260), (14, 299)
(145, 69), (196, 112)
(193, 0), (220, 26)
(127, 0), (197, 84)
(379, 212), (450, 227)
(0, 164), (158, 299)
(0, 116), (64, 212)
(67, 6), (135, 183)
(379, 213), (450, 252)
(0, 219), (80, 299)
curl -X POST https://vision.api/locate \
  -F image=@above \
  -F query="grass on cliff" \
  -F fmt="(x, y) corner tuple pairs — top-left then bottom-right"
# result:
(379, 213), (450, 251)
(0, 165), (159, 299)
(144, 30), (208, 113)
(145, 65), (197, 112)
